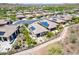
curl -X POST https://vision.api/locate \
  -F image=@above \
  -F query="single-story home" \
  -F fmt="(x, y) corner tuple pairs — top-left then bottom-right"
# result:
(25, 14), (35, 18)
(0, 23), (20, 43)
(16, 12), (23, 15)
(72, 14), (79, 18)
(73, 9), (79, 12)
(0, 20), (12, 26)
(48, 16), (66, 24)
(38, 20), (58, 31)
(28, 22), (48, 37)
(16, 12), (25, 19)
(23, 11), (33, 15)
(16, 14), (25, 20)
(57, 14), (73, 21)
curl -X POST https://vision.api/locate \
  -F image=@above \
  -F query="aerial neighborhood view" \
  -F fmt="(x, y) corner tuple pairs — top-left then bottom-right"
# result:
(0, 3), (79, 55)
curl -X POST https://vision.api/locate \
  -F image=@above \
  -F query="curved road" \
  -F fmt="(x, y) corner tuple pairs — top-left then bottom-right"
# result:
(13, 27), (68, 55)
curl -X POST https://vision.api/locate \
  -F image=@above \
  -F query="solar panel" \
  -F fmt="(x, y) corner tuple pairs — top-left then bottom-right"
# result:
(13, 19), (39, 25)
(40, 21), (49, 27)
(30, 26), (35, 31)
(0, 32), (5, 35)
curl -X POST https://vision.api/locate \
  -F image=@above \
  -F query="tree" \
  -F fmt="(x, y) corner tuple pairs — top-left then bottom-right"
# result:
(9, 15), (17, 21)
(69, 34), (77, 44)
(25, 24), (28, 27)
(72, 17), (79, 24)
(21, 25), (37, 47)
(57, 24), (63, 32)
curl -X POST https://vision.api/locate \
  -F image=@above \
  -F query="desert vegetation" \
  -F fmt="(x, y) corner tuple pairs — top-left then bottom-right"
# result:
(61, 24), (79, 54)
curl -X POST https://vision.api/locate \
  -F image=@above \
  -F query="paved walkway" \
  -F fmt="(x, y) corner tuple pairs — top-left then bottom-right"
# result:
(13, 27), (68, 55)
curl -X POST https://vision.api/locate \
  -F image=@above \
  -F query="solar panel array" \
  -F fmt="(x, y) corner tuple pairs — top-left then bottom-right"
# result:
(0, 32), (5, 36)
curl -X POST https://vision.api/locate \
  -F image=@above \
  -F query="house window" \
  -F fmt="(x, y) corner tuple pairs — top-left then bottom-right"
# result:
(50, 28), (56, 31)
(0, 37), (2, 41)
(9, 36), (13, 41)
(37, 34), (40, 37)
(16, 29), (19, 35)
(3, 37), (7, 41)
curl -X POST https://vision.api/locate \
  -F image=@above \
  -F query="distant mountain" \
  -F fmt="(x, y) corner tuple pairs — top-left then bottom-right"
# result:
(0, 3), (18, 8)
(0, 3), (79, 8)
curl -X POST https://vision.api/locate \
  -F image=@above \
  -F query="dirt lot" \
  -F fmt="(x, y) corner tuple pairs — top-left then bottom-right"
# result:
(32, 42), (63, 55)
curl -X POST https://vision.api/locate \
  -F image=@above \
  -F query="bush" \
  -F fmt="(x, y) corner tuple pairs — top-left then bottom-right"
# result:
(25, 24), (28, 27)
(21, 25), (37, 47)
(48, 44), (63, 55)
(69, 34), (77, 44)
(71, 30), (75, 33)
(46, 32), (54, 38)
(12, 40), (22, 50)
(13, 43), (20, 49)
(72, 17), (79, 24)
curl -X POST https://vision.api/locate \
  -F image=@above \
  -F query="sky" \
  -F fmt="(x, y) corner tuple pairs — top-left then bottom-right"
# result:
(0, 0), (79, 4)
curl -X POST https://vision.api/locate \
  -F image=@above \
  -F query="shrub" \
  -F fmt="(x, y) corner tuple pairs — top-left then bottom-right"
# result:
(46, 32), (54, 38)
(25, 24), (28, 27)
(69, 34), (77, 44)
(21, 25), (37, 47)
(48, 44), (63, 55)
(72, 17), (79, 24)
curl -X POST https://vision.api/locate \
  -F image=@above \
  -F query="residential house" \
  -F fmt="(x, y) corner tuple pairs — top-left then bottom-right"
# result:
(28, 22), (48, 37)
(72, 14), (79, 18)
(16, 12), (25, 20)
(0, 20), (20, 43)
(0, 20), (12, 26)
(57, 14), (73, 22)
(48, 16), (66, 24)
(38, 20), (58, 31)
